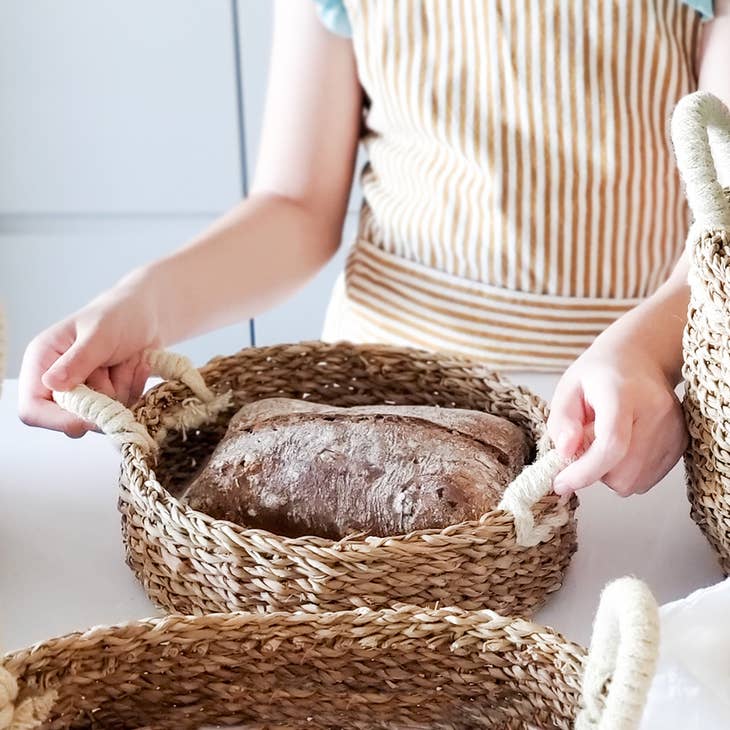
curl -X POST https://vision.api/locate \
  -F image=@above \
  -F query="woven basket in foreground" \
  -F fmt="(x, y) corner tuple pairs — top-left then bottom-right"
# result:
(0, 577), (657, 730)
(56, 342), (577, 617)
(673, 92), (730, 574)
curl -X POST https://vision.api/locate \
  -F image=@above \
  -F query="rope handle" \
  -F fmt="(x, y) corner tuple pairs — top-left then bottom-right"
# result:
(53, 349), (231, 452)
(497, 449), (569, 547)
(0, 665), (55, 730)
(671, 91), (730, 233)
(575, 577), (660, 730)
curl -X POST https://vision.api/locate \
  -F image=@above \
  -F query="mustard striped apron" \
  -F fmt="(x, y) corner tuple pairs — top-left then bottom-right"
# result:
(322, 0), (701, 370)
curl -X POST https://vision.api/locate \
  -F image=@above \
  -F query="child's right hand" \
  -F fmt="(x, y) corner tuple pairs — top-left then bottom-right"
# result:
(18, 275), (160, 437)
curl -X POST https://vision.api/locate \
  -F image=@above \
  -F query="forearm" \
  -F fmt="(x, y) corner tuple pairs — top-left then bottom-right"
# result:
(592, 3), (730, 386)
(121, 192), (343, 345)
(591, 253), (689, 386)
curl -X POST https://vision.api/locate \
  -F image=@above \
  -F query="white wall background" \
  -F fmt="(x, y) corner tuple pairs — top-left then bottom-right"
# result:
(0, 0), (360, 377)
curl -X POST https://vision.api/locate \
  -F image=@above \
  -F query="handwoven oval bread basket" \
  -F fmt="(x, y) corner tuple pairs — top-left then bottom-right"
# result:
(0, 577), (657, 730)
(55, 341), (577, 617)
(673, 92), (730, 574)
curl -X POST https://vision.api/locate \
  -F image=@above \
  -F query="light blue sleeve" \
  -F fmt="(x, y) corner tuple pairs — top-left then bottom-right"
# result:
(313, 0), (352, 38)
(683, 0), (714, 18)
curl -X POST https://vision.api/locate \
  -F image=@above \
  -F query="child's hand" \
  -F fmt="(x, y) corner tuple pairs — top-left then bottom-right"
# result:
(547, 339), (688, 497)
(18, 275), (160, 438)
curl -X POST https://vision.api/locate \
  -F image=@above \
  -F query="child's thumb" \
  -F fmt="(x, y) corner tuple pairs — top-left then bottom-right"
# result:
(548, 384), (586, 460)
(41, 337), (104, 391)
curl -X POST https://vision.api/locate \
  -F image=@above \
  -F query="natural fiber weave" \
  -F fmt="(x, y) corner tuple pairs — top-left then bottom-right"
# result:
(673, 92), (730, 574)
(0, 578), (658, 730)
(56, 341), (577, 617)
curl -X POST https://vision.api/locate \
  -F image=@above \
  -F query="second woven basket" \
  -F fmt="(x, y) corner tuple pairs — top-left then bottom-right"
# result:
(0, 577), (658, 730)
(56, 342), (577, 617)
(673, 91), (730, 574)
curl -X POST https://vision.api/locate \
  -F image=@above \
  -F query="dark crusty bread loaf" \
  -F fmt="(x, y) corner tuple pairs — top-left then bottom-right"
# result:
(182, 398), (530, 539)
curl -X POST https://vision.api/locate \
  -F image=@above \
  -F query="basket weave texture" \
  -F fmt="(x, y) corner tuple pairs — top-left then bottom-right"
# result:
(56, 342), (578, 618)
(673, 92), (730, 574)
(0, 578), (659, 730)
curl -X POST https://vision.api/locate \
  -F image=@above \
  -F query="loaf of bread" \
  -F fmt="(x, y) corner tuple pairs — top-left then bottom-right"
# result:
(182, 398), (530, 539)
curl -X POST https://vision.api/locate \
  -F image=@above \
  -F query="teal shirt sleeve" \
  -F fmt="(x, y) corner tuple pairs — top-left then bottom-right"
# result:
(683, 0), (714, 18)
(313, 2), (710, 35)
(313, 0), (352, 37)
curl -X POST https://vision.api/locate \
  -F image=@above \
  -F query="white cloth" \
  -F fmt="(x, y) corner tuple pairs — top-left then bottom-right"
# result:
(640, 577), (730, 729)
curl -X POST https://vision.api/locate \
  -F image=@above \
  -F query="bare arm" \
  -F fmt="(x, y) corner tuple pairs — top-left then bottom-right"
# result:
(605, 0), (730, 387)
(144, 0), (362, 343)
(19, 0), (361, 434)
(548, 3), (730, 494)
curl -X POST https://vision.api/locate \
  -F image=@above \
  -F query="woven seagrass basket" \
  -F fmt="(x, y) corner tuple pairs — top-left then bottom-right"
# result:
(56, 342), (577, 617)
(673, 92), (730, 574)
(0, 578), (657, 730)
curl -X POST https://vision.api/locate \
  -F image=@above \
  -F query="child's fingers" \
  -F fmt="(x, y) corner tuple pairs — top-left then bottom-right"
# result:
(128, 355), (152, 405)
(18, 334), (96, 437)
(41, 332), (109, 392)
(86, 367), (116, 400)
(547, 379), (586, 459)
(109, 357), (140, 407)
(20, 397), (95, 438)
(552, 398), (633, 495)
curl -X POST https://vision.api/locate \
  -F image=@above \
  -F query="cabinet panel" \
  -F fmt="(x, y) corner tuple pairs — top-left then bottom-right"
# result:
(0, 1), (241, 214)
(0, 222), (251, 377)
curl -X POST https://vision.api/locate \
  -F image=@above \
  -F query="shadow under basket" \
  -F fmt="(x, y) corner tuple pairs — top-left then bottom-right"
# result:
(0, 578), (658, 730)
(57, 341), (578, 617)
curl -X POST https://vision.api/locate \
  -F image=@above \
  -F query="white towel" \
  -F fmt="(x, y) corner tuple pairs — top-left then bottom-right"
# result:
(640, 577), (730, 729)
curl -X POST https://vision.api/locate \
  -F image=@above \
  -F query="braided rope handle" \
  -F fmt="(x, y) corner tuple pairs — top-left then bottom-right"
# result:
(53, 350), (230, 452)
(671, 91), (730, 233)
(0, 665), (55, 730)
(575, 577), (660, 730)
(497, 449), (569, 547)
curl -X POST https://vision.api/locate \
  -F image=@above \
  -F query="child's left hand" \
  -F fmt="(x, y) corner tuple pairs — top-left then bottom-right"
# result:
(547, 338), (688, 497)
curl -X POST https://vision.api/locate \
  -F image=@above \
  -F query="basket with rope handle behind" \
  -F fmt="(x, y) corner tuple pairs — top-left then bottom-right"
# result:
(0, 577), (658, 730)
(55, 341), (578, 618)
(672, 91), (730, 574)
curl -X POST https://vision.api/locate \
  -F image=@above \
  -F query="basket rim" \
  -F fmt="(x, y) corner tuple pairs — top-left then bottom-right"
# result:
(3, 600), (585, 670)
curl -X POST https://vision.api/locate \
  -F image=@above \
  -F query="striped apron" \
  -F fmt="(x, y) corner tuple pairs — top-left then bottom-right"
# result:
(322, 0), (701, 370)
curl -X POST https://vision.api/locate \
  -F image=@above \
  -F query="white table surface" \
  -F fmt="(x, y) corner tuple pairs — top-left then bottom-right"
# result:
(0, 375), (723, 653)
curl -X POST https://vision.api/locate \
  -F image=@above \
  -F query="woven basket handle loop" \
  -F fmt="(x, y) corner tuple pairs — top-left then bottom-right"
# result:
(497, 449), (568, 547)
(0, 664), (56, 730)
(145, 350), (216, 402)
(53, 384), (158, 452)
(671, 91), (730, 232)
(53, 349), (227, 451)
(575, 577), (660, 730)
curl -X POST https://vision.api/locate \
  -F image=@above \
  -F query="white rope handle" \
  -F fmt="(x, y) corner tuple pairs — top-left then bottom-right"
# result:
(497, 449), (569, 547)
(671, 91), (730, 233)
(0, 665), (56, 730)
(146, 350), (216, 403)
(53, 349), (230, 451)
(575, 577), (660, 730)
